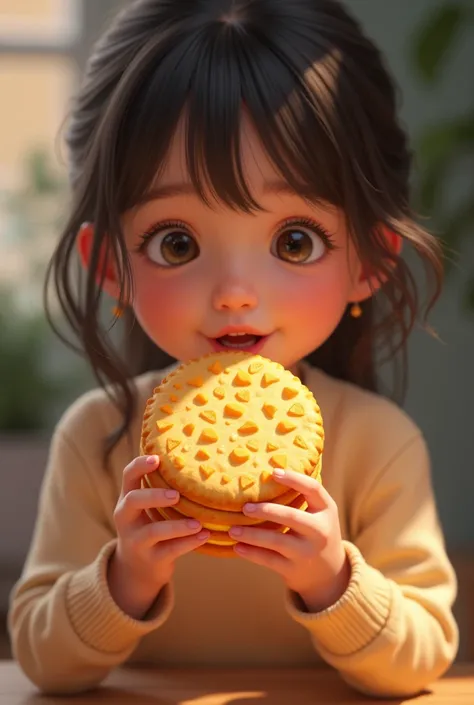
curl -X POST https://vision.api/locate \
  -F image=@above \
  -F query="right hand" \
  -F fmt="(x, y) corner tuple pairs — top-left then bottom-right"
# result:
(107, 455), (209, 619)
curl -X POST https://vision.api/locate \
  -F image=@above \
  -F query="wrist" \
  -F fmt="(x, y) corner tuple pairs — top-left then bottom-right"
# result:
(298, 552), (351, 614)
(107, 550), (167, 620)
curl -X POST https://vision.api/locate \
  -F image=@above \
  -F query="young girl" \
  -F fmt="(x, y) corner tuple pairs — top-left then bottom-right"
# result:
(8, 0), (458, 698)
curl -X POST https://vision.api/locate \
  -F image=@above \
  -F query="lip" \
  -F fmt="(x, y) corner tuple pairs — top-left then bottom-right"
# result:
(205, 326), (272, 355)
(211, 325), (269, 339)
(208, 336), (269, 354)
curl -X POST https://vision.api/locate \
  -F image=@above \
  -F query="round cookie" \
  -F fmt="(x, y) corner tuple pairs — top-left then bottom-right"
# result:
(152, 492), (309, 536)
(146, 494), (309, 557)
(141, 351), (324, 513)
(141, 467), (319, 526)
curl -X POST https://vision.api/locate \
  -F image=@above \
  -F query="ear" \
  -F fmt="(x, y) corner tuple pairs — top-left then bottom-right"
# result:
(77, 222), (121, 300)
(349, 227), (402, 304)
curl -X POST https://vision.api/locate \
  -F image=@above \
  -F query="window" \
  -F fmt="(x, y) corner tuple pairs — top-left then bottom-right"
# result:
(0, 0), (82, 305)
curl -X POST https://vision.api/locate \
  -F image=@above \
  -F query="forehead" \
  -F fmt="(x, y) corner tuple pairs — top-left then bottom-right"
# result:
(154, 111), (281, 194)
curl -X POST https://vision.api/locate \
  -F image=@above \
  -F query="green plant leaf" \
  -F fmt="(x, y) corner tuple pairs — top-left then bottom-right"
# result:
(411, 2), (470, 83)
(415, 114), (474, 211)
(418, 116), (474, 165)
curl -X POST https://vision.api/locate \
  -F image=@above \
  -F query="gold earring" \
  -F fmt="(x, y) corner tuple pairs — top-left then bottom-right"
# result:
(112, 303), (125, 318)
(350, 302), (362, 319)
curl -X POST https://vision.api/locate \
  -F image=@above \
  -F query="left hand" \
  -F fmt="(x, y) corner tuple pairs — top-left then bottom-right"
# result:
(229, 469), (351, 613)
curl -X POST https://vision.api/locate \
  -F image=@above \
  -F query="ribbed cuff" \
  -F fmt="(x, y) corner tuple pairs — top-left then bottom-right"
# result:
(286, 541), (392, 656)
(65, 540), (174, 654)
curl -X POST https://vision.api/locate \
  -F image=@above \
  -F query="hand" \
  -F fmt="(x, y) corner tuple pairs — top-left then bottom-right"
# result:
(108, 455), (210, 619)
(229, 469), (351, 613)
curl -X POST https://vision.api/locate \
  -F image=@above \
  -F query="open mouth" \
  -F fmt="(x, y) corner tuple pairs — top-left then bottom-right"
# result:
(217, 333), (261, 348)
(208, 332), (268, 353)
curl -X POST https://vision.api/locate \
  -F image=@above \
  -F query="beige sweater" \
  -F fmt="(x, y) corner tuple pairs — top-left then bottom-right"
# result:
(8, 363), (458, 697)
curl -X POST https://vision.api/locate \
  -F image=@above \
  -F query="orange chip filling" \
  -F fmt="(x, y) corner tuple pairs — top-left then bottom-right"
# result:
(199, 428), (218, 444)
(262, 372), (279, 387)
(288, 403), (304, 417)
(270, 453), (287, 469)
(276, 420), (297, 434)
(224, 402), (244, 418)
(234, 369), (252, 386)
(240, 475), (255, 490)
(262, 403), (277, 419)
(239, 421), (258, 435)
(187, 376), (204, 388)
(282, 386), (299, 400)
(230, 448), (250, 464)
(200, 410), (216, 423)
(156, 420), (173, 434)
(200, 464), (215, 479)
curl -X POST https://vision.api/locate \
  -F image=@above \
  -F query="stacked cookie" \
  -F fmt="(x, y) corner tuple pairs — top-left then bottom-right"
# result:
(140, 351), (324, 557)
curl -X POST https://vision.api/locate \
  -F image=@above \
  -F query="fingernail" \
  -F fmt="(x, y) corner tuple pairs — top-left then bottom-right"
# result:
(198, 530), (210, 540)
(165, 489), (178, 499)
(187, 519), (200, 529)
(147, 455), (159, 465)
(229, 526), (243, 536)
(272, 469), (285, 478)
(244, 503), (257, 513)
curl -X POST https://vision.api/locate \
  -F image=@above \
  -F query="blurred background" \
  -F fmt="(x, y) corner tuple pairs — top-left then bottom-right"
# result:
(0, 0), (473, 660)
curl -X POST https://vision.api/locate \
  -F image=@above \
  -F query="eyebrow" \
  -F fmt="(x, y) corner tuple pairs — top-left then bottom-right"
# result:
(137, 179), (300, 205)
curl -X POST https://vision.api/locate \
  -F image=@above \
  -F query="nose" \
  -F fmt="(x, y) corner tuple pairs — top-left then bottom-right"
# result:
(211, 280), (258, 312)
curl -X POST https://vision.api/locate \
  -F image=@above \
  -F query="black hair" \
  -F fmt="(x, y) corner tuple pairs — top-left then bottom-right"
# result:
(45, 0), (443, 468)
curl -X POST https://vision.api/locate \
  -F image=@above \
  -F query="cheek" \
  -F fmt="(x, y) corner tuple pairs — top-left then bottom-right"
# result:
(272, 261), (351, 324)
(130, 262), (200, 335)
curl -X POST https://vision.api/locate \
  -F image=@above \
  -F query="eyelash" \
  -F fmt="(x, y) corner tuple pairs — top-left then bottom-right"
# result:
(134, 216), (337, 255)
(277, 217), (337, 251)
(135, 219), (189, 254)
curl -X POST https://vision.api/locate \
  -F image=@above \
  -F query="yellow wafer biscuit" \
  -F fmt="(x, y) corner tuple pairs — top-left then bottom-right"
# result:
(147, 494), (309, 556)
(140, 351), (324, 555)
(141, 464), (320, 526)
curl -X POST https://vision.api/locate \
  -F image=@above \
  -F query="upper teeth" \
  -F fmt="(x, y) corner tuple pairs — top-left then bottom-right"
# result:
(228, 332), (249, 337)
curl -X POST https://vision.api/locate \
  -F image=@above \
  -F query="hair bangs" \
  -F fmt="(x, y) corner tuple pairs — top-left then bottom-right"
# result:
(182, 22), (350, 214)
(239, 38), (348, 210)
(102, 17), (353, 219)
(110, 34), (205, 214)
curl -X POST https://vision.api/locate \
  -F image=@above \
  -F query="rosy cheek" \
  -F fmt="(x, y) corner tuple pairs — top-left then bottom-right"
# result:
(130, 263), (198, 327)
(271, 263), (350, 324)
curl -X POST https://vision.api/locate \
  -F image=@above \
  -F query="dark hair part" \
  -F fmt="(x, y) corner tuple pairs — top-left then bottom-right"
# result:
(45, 0), (443, 469)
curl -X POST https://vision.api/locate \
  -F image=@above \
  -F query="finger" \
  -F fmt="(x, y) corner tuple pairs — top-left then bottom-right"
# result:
(115, 487), (179, 530)
(135, 518), (204, 548)
(233, 543), (290, 577)
(121, 455), (161, 496)
(270, 469), (331, 511)
(229, 526), (301, 560)
(153, 530), (211, 562)
(242, 501), (319, 538)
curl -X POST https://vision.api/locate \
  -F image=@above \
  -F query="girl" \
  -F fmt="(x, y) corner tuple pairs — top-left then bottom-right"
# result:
(8, 0), (458, 698)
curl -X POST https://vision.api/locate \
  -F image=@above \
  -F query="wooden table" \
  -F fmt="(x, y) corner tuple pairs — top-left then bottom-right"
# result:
(1, 661), (474, 704)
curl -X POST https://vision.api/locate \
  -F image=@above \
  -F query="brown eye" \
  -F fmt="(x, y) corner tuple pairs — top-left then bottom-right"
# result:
(273, 228), (326, 264)
(146, 230), (199, 266)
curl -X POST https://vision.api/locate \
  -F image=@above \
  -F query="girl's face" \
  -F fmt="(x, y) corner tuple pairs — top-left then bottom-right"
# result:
(121, 115), (366, 370)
